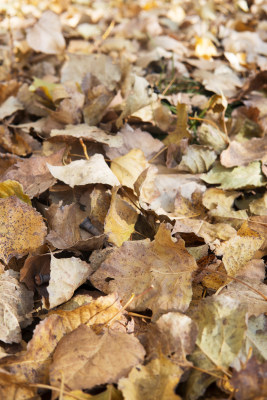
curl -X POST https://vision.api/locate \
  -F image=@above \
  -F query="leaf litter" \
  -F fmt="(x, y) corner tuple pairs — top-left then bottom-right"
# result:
(0, 0), (266, 399)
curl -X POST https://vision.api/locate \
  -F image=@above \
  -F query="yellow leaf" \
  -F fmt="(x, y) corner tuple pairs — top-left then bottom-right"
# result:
(0, 180), (31, 205)
(195, 36), (217, 59)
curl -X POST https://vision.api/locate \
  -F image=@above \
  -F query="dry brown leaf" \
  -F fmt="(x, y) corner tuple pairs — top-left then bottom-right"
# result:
(0, 369), (39, 400)
(178, 145), (217, 173)
(0, 96), (23, 120)
(118, 353), (182, 400)
(50, 124), (123, 147)
(0, 293), (124, 383)
(45, 255), (93, 309)
(230, 357), (267, 400)
(220, 136), (267, 168)
(50, 325), (145, 391)
(1, 149), (64, 198)
(91, 224), (198, 320)
(104, 187), (138, 247)
(0, 270), (33, 344)
(27, 11), (65, 54)
(217, 222), (264, 276)
(111, 149), (149, 189)
(47, 154), (120, 188)
(0, 196), (47, 264)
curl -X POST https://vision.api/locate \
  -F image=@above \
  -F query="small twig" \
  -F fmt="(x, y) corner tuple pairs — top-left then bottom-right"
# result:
(79, 138), (89, 160)
(29, 384), (83, 400)
(102, 20), (115, 40)
(148, 146), (167, 163)
(162, 74), (177, 96)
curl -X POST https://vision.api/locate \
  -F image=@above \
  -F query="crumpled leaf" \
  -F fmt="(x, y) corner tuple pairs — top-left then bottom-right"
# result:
(0, 196), (47, 264)
(27, 11), (65, 54)
(45, 255), (93, 309)
(118, 353), (182, 400)
(164, 103), (191, 145)
(220, 136), (267, 167)
(47, 154), (120, 188)
(50, 325), (145, 391)
(178, 145), (217, 173)
(230, 357), (267, 400)
(0, 180), (31, 204)
(111, 149), (149, 189)
(116, 75), (157, 127)
(201, 161), (267, 189)
(104, 187), (138, 247)
(217, 222), (264, 276)
(0, 293), (125, 383)
(91, 224), (198, 320)
(249, 192), (267, 216)
(50, 124), (123, 147)
(197, 123), (228, 154)
(0, 270), (33, 344)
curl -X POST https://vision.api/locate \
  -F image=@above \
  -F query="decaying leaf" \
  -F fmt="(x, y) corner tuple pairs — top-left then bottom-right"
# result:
(47, 154), (120, 188)
(45, 255), (93, 309)
(91, 224), (198, 320)
(119, 354), (182, 400)
(201, 161), (267, 190)
(0, 293), (125, 383)
(178, 145), (217, 173)
(0, 196), (47, 264)
(0, 270), (33, 344)
(104, 187), (138, 247)
(27, 11), (65, 54)
(50, 325), (145, 391)
(111, 149), (149, 189)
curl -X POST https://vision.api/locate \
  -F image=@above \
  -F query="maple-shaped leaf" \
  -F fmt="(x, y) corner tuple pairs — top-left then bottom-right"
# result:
(90, 224), (198, 320)
(118, 353), (182, 400)
(104, 187), (138, 247)
(0, 270), (33, 344)
(49, 325), (145, 391)
(0, 293), (125, 384)
(47, 154), (120, 188)
(0, 196), (47, 264)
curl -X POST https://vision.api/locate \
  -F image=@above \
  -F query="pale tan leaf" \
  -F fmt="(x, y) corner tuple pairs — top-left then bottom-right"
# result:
(119, 354), (182, 400)
(46, 255), (93, 309)
(47, 154), (120, 188)
(91, 224), (198, 320)
(27, 11), (65, 54)
(50, 325), (145, 391)
(0, 270), (33, 344)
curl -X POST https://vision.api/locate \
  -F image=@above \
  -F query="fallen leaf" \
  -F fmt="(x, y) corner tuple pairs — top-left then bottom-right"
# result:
(45, 255), (93, 309)
(50, 124), (123, 147)
(47, 154), (120, 188)
(0, 270), (33, 344)
(195, 37), (217, 60)
(201, 161), (267, 190)
(230, 357), (267, 400)
(197, 123), (228, 154)
(50, 325), (145, 391)
(0, 196), (47, 264)
(119, 354), (182, 400)
(164, 103), (191, 145)
(0, 180), (31, 204)
(177, 145), (217, 173)
(104, 187), (138, 247)
(220, 136), (267, 168)
(111, 149), (149, 189)
(91, 224), (198, 320)
(27, 11), (65, 54)
(1, 149), (64, 198)
(0, 96), (23, 119)
(1, 293), (125, 383)
(0, 369), (39, 400)
(192, 294), (247, 368)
